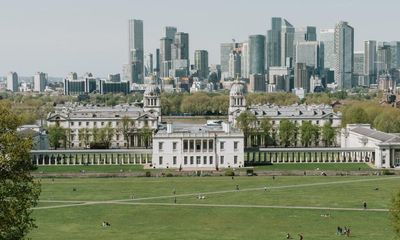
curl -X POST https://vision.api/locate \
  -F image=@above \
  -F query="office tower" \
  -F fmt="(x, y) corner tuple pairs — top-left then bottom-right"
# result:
(34, 72), (47, 92)
(241, 42), (250, 78)
(249, 35), (266, 75)
(172, 32), (189, 75)
(364, 40), (377, 85)
(334, 21), (354, 89)
(295, 41), (322, 70)
(194, 50), (209, 79)
(376, 42), (391, 75)
(128, 19), (144, 84)
(160, 37), (173, 77)
(294, 26), (317, 43)
(353, 52), (365, 86)
(164, 26), (177, 40)
(390, 41), (400, 69)
(67, 72), (78, 80)
(281, 19), (295, 67)
(145, 53), (153, 77)
(267, 17), (282, 68)
(229, 51), (241, 78)
(155, 49), (160, 73)
(6, 72), (18, 92)
(108, 73), (121, 82)
(319, 29), (335, 70)
(294, 62), (312, 92)
(221, 43), (235, 75)
(249, 74), (266, 92)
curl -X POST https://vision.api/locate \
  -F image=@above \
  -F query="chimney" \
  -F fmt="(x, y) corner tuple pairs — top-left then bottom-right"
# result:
(167, 123), (173, 134)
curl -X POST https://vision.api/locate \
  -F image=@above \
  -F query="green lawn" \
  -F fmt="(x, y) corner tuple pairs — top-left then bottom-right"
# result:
(254, 163), (373, 171)
(30, 176), (400, 239)
(33, 164), (145, 173)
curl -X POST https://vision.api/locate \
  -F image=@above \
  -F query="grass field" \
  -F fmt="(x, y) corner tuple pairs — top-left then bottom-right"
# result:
(30, 175), (400, 239)
(33, 164), (145, 173)
(254, 163), (373, 171)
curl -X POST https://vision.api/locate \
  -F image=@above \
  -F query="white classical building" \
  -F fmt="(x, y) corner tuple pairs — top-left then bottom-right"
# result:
(152, 122), (244, 170)
(47, 84), (161, 149)
(341, 124), (400, 168)
(228, 80), (342, 127)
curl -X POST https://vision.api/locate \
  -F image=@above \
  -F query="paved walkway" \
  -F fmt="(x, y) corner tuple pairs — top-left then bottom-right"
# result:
(33, 176), (400, 211)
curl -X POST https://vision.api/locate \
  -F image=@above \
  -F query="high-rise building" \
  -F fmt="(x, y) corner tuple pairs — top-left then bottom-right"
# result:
(376, 42), (391, 75)
(164, 26), (177, 40)
(249, 35), (266, 75)
(319, 29), (335, 70)
(280, 19), (295, 67)
(34, 72), (47, 92)
(220, 43), (234, 74)
(194, 50), (209, 79)
(172, 32), (189, 75)
(294, 26), (317, 43)
(241, 42), (250, 78)
(364, 40), (377, 85)
(249, 74), (266, 92)
(390, 41), (400, 69)
(353, 52), (365, 86)
(128, 19), (144, 84)
(155, 48), (160, 73)
(267, 17), (282, 68)
(7, 71), (18, 92)
(228, 51), (241, 79)
(294, 62), (312, 92)
(160, 37), (173, 78)
(295, 41), (322, 70)
(334, 21), (354, 89)
(145, 53), (153, 77)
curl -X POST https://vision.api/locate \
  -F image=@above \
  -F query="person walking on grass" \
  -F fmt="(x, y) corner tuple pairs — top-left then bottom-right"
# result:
(298, 234), (303, 240)
(236, 184), (239, 191)
(363, 201), (367, 210)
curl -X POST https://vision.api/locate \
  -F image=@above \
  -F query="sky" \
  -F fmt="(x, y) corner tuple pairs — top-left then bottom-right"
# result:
(2, 0), (400, 77)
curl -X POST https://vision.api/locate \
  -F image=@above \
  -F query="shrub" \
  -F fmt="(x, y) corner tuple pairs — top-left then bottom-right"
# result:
(145, 171), (151, 177)
(224, 170), (235, 176)
(166, 173), (173, 177)
(382, 169), (395, 175)
(246, 169), (254, 176)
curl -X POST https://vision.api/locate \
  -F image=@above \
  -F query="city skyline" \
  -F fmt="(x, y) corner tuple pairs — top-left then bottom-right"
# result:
(2, 0), (400, 76)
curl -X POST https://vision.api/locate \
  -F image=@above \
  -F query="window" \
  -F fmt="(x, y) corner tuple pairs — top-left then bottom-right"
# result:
(209, 140), (213, 151)
(196, 140), (201, 152)
(101, 122), (104, 126)
(159, 156), (163, 165)
(189, 140), (194, 152)
(234, 141), (239, 151)
(196, 156), (201, 164)
(93, 122), (97, 126)
(203, 156), (207, 165)
(190, 156), (194, 165)
(220, 156), (224, 164)
(116, 134), (120, 141)
(234, 156), (238, 164)
(71, 122), (74, 126)
(209, 156), (213, 164)
(159, 142), (163, 151)
(184, 156), (188, 165)
(203, 140), (208, 152)
(183, 140), (188, 152)
(86, 122), (89, 126)
(78, 122), (82, 126)
(173, 142), (177, 151)
(316, 120), (319, 125)
(173, 156), (177, 165)
(220, 141), (225, 150)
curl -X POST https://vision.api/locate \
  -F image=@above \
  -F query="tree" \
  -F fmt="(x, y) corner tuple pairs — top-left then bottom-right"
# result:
(47, 125), (66, 149)
(78, 128), (91, 148)
(300, 121), (314, 147)
(139, 127), (153, 149)
(0, 104), (40, 239)
(390, 190), (400, 237)
(279, 120), (296, 147)
(321, 122), (336, 147)
(235, 111), (257, 147)
(120, 116), (133, 148)
(259, 118), (272, 147)
(312, 124), (321, 147)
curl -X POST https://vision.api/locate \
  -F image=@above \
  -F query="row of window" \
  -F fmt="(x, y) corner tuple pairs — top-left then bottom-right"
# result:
(158, 155), (239, 165)
(68, 120), (154, 128)
(158, 140), (240, 152)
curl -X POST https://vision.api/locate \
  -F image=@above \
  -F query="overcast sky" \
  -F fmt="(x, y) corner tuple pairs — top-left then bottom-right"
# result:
(2, 0), (400, 77)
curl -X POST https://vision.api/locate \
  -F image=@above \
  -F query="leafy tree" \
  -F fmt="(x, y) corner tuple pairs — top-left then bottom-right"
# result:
(78, 128), (91, 148)
(120, 116), (133, 148)
(300, 121), (314, 147)
(47, 125), (66, 149)
(139, 127), (153, 149)
(321, 122), (336, 147)
(0, 104), (40, 239)
(341, 105), (370, 127)
(235, 111), (257, 147)
(312, 124), (321, 147)
(278, 120), (296, 147)
(259, 118), (271, 147)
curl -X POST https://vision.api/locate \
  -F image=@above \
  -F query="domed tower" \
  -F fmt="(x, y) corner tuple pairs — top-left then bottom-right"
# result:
(143, 84), (161, 120)
(228, 80), (247, 123)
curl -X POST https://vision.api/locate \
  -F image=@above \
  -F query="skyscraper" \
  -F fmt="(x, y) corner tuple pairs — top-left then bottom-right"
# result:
(280, 19), (295, 67)
(376, 42), (391, 75)
(229, 51), (241, 79)
(164, 26), (177, 40)
(171, 32), (189, 75)
(334, 21), (354, 89)
(128, 19), (144, 84)
(194, 50), (209, 79)
(145, 53), (153, 77)
(221, 43), (235, 76)
(7, 71), (18, 92)
(364, 40), (377, 85)
(294, 26), (317, 43)
(319, 29), (335, 70)
(294, 63), (312, 92)
(249, 35), (266, 75)
(241, 42), (250, 78)
(34, 72), (47, 92)
(160, 37), (173, 77)
(267, 17), (282, 68)
(353, 52), (365, 86)
(295, 41), (322, 70)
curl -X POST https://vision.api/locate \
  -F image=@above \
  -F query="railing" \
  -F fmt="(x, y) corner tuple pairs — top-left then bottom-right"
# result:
(244, 147), (375, 166)
(31, 149), (153, 166)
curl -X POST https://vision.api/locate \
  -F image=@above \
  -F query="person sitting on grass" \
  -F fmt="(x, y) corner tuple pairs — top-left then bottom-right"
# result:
(286, 233), (292, 239)
(298, 234), (304, 240)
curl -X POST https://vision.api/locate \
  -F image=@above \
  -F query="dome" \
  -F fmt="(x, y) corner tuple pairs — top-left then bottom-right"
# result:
(230, 81), (245, 96)
(144, 84), (160, 96)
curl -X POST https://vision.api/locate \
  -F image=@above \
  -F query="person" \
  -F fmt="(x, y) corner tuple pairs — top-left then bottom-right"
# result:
(264, 186), (267, 192)
(346, 227), (351, 237)
(174, 197), (177, 204)
(363, 201), (367, 210)
(343, 227), (348, 235)
(102, 221), (106, 227)
(336, 226), (342, 235)
(231, 176), (234, 180)
(286, 233), (292, 239)
(298, 234), (303, 240)
(73, 187), (77, 192)
(303, 171), (306, 176)
(131, 193), (135, 199)
(272, 175), (275, 180)
(173, 188), (176, 195)
(236, 184), (239, 190)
